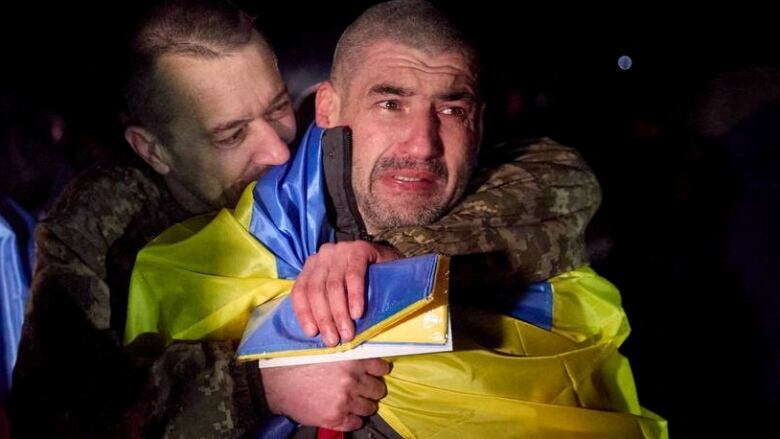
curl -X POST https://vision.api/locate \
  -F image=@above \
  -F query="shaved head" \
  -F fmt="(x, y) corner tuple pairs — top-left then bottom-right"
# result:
(331, 0), (478, 95)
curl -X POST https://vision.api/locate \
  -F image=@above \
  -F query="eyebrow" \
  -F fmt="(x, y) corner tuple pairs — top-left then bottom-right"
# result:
(209, 118), (250, 136)
(369, 84), (414, 97)
(263, 88), (291, 115)
(368, 83), (477, 103)
(208, 87), (290, 135)
(436, 90), (477, 102)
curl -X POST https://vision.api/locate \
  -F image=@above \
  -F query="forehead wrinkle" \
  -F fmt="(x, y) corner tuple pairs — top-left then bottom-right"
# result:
(392, 57), (471, 77)
(362, 72), (476, 102)
(159, 50), (285, 140)
(360, 64), (477, 101)
(360, 41), (475, 75)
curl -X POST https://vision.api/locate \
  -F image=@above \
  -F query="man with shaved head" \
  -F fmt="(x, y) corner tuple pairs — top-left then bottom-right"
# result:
(122, 1), (664, 438)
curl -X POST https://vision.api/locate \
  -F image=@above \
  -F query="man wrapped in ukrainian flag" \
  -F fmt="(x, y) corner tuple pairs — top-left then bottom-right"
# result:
(125, 121), (667, 438)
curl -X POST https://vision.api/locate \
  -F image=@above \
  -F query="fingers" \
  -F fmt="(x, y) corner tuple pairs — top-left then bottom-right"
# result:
(348, 396), (379, 418)
(362, 358), (391, 377)
(327, 255), (356, 342)
(375, 244), (403, 263)
(344, 241), (400, 320)
(291, 241), (403, 347)
(291, 276), (318, 337)
(328, 414), (364, 432)
(296, 253), (340, 346)
(356, 371), (387, 401)
(262, 361), (386, 432)
(345, 250), (368, 320)
(308, 265), (339, 347)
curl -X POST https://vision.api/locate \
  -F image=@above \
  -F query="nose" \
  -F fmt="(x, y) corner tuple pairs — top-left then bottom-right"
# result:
(397, 107), (443, 160)
(252, 121), (291, 166)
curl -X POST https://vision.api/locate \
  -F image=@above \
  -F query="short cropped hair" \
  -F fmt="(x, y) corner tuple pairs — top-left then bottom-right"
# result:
(125, 0), (263, 143)
(331, 0), (478, 93)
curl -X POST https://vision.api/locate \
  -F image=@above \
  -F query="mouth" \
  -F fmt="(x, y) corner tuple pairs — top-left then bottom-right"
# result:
(244, 166), (272, 185)
(370, 157), (448, 195)
(392, 174), (432, 183)
(376, 170), (442, 193)
(226, 167), (270, 199)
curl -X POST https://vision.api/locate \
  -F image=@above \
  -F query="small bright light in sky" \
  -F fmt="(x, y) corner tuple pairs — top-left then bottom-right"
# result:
(618, 55), (633, 71)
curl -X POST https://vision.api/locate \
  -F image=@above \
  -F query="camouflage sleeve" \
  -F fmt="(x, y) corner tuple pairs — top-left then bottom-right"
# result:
(374, 138), (601, 286)
(8, 166), (269, 438)
(120, 337), (270, 438)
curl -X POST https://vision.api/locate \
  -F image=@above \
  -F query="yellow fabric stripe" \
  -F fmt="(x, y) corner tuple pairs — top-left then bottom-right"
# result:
(376, 269), (666, 438)
(550, 266), (630, 346)
(124, 184), (286, 344)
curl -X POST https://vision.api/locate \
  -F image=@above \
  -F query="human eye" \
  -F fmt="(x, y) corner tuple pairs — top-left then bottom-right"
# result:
(439, 106), (468, 119)
(215, 125), (247, 148)
(377, 100), (402, 111)
(266, 99), (292, 120)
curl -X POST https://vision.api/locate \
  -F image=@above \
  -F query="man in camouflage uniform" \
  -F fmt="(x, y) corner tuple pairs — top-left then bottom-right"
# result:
(10, 1), (600, 438)
(8, 1), (385, 436)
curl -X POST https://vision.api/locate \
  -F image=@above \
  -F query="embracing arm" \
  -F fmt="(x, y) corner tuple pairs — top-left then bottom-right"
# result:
(374, 138), (601, 290)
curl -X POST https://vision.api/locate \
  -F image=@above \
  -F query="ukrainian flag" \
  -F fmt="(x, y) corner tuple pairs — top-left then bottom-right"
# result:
(126, 125), (667, 438)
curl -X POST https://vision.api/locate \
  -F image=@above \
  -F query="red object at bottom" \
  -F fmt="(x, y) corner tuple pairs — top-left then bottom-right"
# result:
(317, 428), (345, 439)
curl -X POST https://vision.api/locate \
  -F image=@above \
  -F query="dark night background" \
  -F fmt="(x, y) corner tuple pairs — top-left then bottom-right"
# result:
(2, 1), (779, 437)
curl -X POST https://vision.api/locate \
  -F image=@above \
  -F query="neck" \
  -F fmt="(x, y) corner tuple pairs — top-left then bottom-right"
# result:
(163, 175), (213, 215)
(362, 219), (380, 237)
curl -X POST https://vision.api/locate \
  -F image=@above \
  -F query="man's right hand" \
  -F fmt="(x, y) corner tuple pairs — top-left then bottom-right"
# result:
(260, 359), (390, 431)
(291, 241), (401, 346)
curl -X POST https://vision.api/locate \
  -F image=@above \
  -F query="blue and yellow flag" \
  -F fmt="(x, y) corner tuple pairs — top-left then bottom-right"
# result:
(126, 125), (667, 438)
(1, 197), (35, 400)
(125, 125), (333, 344)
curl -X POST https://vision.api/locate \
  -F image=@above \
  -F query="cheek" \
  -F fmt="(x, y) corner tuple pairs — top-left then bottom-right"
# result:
(350, 142), (373, 189)
(443, 135), (478, 187)
(352, 122), (385, 173)
(207, 151), (247, 185)
(272, 114), (297, 144)
(443, 131), (476, 165)
(173, 147), (209, 178)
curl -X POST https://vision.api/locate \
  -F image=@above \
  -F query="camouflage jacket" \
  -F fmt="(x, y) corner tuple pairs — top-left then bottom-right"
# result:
(8, 162), (270, 438)
(376, 137), (599, 286)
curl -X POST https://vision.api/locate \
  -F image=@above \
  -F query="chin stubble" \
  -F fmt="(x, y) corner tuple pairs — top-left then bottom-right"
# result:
(359, 157), (450, 228)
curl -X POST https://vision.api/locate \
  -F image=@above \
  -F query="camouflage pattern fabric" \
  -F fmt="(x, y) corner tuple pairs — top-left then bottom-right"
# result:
(374, 138), (600, 293)
(7, 163), (268, 438)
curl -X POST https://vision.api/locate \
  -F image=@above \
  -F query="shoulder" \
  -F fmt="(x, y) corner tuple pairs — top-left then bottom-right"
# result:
(42, 162), (163, 224)
(38, 162), (165, 254)
(479, 137), (593, 174)
(45, 163), (160, 218)
(472, 137), (598, 192)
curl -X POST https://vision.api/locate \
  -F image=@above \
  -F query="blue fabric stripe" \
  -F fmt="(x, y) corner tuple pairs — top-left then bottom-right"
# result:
(503, 280), (554, 331)
(0, 197), (35, 400)
(253, 415), (298, 439)
(249, 124), (334, 279)
(245, 124), (334, 437)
